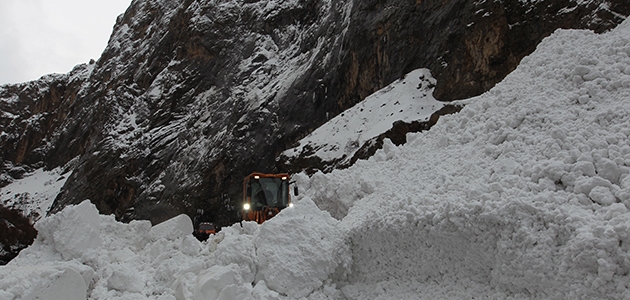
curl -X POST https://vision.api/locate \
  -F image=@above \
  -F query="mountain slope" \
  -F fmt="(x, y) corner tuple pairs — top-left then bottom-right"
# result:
(1, 0), (629, 226)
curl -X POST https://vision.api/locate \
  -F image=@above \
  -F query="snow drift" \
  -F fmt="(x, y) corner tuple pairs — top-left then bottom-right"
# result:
(2, 18), (630, 300)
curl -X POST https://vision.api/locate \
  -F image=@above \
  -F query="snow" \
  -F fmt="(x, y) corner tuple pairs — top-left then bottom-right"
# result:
(282, 69), (456, 163)
(2, 17), (630, 300)
(252, 198), (349, 298)
(149, 214), (194, 241)
(1, 167), (71, 220)
(37, 200), (102, 260)
(0, 264), (88, 300)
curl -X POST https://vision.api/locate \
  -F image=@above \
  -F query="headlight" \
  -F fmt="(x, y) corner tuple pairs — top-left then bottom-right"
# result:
(288, 203), (294, 208)
(243, 203), (251, 210)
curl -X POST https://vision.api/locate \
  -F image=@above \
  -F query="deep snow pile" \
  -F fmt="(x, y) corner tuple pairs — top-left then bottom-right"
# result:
(0, 199), (348, 300)
(2, 18), (630, 300)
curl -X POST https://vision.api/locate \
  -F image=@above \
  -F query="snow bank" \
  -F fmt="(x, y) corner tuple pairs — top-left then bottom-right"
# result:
(0, 200), (206, 300)
(172, 197), (351, 299)
(0, 198), (350, 300)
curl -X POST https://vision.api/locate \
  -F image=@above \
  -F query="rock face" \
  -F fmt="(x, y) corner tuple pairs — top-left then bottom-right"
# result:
(0, 204), (37, 264)
(1, 0), (628, 226)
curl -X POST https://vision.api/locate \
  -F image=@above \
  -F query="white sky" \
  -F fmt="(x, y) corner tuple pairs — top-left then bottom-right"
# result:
(0, 0), (133, 85)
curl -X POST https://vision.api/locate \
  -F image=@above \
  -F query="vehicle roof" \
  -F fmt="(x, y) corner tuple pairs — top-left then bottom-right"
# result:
(244, 172), (290, 180)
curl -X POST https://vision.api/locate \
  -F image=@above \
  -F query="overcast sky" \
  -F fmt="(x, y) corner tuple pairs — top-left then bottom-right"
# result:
(0, 0), (133, 85)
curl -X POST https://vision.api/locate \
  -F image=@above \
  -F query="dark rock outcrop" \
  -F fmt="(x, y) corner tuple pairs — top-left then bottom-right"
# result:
(0, 66), (89, 170)
(0, 204), (37, 264)
(0, 0), (628, 227)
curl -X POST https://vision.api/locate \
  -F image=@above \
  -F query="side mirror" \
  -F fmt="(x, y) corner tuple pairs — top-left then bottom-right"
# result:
(294, 185), (299, 196)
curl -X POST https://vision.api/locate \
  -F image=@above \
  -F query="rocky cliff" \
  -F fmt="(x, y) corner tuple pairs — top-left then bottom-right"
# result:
(1, 0), (628, 226)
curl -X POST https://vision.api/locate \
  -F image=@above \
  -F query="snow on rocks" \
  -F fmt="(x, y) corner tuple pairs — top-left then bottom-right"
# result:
(0, 167), (71, 221)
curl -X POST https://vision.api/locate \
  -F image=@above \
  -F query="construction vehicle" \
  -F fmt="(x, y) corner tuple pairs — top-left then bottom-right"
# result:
(197, 222), (216, 235)
(242, 172), (294, 224)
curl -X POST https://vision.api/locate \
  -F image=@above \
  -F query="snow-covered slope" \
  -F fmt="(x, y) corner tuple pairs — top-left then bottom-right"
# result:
(2, 17), (630, 300)
(1, 167), (71, 221)
(282, 68), (458, 166)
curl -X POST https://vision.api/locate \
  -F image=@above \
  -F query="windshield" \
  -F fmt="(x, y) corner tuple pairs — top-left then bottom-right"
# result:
(250, 177), (289, 208)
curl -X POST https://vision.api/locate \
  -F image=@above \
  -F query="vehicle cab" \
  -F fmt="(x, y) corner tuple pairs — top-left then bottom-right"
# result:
(242, 172), (293, 224)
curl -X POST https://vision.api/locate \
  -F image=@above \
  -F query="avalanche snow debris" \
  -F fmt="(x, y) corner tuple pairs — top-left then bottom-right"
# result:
(149, 214), (194, 241)
(308, 18), (630, 299)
